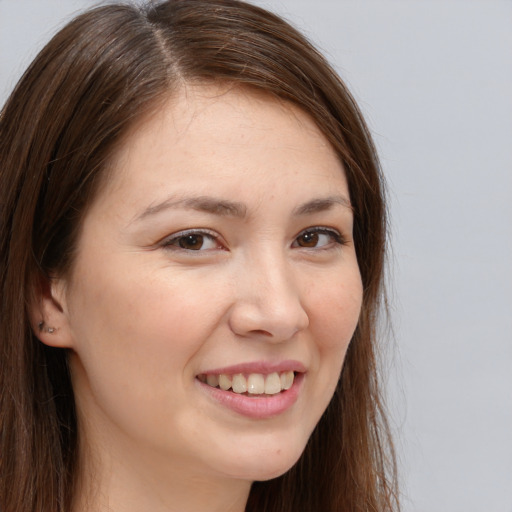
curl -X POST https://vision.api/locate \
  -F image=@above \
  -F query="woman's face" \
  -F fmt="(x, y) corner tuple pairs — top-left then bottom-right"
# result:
(59, 86), (362, 483)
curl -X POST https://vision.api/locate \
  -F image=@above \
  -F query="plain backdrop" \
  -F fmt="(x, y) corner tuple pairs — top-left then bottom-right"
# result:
(1, 1), (511, 511)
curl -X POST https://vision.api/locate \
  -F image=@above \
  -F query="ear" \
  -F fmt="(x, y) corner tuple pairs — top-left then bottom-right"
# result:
(29, 274), (74, 349)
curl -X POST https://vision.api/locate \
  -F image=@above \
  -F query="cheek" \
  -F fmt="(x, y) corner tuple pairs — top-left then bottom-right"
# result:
(67, 266), (181, 386)
(303, 267), (362, 409)
(308, 269), (363, 352)
(71, 259), (217, 342)
(66, 260), (231, 403)
(66, 267), (228, 451)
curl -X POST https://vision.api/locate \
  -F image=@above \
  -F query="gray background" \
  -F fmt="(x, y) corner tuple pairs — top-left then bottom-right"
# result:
(1, 1), (511, 511)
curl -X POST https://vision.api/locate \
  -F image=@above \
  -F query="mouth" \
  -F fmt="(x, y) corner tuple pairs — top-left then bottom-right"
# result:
(197, 370), (296, 396)
(196, 361), (305, 418)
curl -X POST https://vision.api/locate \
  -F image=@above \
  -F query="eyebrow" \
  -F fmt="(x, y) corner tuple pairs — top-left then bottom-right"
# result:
(133, 196), (247, 223)
(292, 195), (353, 215)
(132, 194), (352, 223)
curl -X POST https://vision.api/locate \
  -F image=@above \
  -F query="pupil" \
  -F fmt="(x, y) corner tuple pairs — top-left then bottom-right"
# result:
(300, 232), (318, 247)
(179, 234), (203, 250)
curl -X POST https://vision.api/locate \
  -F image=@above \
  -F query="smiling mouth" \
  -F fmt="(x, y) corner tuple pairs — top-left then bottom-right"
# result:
(197, 371), (295, 396)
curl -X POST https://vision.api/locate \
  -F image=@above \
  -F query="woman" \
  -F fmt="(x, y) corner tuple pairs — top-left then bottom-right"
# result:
(0, 1), (398, 511)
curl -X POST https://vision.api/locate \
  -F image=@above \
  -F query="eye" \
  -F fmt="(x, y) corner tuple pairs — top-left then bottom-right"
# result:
(162, 230), (221, 251)
(292, 227), (345, 249)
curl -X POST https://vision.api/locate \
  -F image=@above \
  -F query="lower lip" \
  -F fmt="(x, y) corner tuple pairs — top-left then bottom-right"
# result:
(196, 373), (304, 419)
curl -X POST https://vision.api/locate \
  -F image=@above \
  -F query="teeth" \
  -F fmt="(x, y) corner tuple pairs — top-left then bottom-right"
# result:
(206, 374), (219, 387)
(247, 374), (265, 394)
(232, 374), (247, 393)
(281, 370), (294, 390)
(264, 372), (281, 394)
(201, 371), (296, 395)
(218, 374), (232, 391)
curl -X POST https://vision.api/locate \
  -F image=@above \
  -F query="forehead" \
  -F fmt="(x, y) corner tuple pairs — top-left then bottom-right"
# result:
(117, 85), (333, 158)
(99, 84), (348, 211)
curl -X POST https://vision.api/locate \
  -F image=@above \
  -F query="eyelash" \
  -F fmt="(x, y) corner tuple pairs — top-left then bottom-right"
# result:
(161, 227), (347, 252)
(292, 227), (347, 249)
(161, 229), (222, 252)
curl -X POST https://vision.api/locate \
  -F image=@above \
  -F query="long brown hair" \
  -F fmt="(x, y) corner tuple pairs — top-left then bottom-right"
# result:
(0, 1), (398, 510)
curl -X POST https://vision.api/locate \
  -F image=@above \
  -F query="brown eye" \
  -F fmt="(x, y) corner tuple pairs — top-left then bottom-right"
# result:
(178, 234), (205, 250)
(163, 231), (220, 252)
(296, 232), (319, 248)
(292, 228), (345, 249)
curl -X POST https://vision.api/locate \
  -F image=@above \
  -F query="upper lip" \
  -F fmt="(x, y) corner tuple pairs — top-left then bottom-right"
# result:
(198, 360), (306, 376)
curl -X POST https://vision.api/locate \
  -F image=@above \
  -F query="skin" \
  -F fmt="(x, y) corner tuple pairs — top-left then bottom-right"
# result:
(37, 85), (363, 512)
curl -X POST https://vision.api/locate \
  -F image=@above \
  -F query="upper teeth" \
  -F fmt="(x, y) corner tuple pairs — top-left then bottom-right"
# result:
(199, 371), (295, 395)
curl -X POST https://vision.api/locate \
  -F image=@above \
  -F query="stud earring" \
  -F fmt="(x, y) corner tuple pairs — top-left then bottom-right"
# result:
(38, 321), (56, 334)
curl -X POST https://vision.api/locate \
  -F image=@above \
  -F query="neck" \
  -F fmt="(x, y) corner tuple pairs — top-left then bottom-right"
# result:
(72, 433), (251, 512)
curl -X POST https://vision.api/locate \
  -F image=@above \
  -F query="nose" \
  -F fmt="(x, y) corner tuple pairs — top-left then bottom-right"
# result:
(228, 252), (309, 342)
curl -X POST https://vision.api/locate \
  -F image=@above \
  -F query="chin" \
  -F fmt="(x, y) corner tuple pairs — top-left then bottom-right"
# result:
(216, 435), (307, 482)
(228, 459), (300, 483)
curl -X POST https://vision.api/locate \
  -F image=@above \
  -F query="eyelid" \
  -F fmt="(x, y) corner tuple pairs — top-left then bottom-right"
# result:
(161, 228), (224, 251)
(293, 226), (348, 248)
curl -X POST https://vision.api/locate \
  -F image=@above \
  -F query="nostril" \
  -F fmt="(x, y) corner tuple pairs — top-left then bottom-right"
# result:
(228, 295), (308, 341)
(249, 329), (272, 337)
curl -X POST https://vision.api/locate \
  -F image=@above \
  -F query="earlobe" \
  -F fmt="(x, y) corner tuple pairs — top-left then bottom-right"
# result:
(38, 321), (56, 334)
(29, 274), (74, 349)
